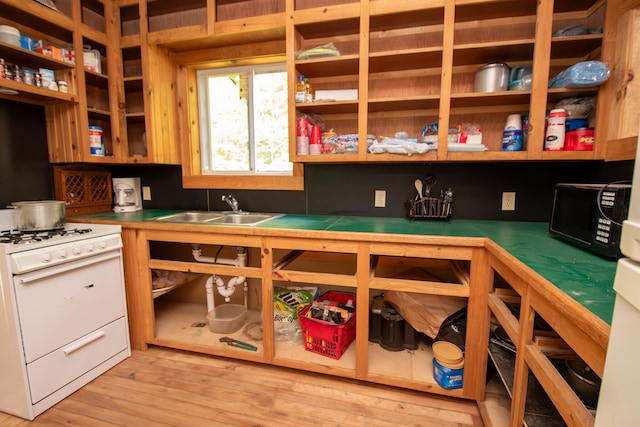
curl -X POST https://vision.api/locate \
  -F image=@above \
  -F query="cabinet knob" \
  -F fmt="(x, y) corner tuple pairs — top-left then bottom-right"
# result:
(118, 102), (126, 109)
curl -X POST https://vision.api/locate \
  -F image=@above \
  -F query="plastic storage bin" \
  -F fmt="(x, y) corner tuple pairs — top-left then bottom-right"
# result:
(298, 291), (356, 360)
(207, 304), (247, 334)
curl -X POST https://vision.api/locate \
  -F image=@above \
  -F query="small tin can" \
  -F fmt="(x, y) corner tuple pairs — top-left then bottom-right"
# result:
(58, 80), (68, 93)
(34, 72), (42, 87)
(13, 64), (21, 83)
(88, 125), (104, 156)
(22, 70), (35, 86)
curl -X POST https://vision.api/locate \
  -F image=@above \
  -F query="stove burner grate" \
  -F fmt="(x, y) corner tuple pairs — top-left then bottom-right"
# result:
(0, 228), (93, 245)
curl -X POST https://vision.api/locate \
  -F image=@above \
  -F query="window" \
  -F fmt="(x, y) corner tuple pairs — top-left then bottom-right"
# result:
(197, 64), (291, 175)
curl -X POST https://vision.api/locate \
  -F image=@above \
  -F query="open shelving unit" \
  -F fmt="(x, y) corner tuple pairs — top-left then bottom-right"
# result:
(286, 0), (621, 163)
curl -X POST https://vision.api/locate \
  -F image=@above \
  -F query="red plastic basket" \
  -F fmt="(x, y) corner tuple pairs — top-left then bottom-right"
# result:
(298, 291), (356, 360)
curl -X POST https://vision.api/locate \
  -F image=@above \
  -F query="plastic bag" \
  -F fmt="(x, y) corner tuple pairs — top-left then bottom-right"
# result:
(384, 291), (467, 338)
(548, 61), (610, 89)
(295, 42), (341, 60)
(369, 136), (433, 156)
(555, 97), (596, 118)
(151, 269), (186, 290)
(273, 286), (317, 344)
(322, 133), (358, 154)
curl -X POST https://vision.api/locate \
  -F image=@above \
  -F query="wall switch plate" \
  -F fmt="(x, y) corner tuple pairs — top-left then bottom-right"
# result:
(142, 186), (152, 201)
(502, 192), (515, 211)
(375, 190), (386, 208)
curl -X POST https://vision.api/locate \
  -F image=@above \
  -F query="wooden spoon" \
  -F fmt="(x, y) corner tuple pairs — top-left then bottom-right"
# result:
(414, 179), (423, 200)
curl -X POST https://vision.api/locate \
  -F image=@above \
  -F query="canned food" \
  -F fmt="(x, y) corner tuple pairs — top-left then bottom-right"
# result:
(88, 126), (104, 156)
(22, 70), (34, 85)
(13, 64), (21, 83)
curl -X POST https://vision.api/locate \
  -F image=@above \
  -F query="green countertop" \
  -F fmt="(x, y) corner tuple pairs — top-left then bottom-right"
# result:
(77, 210), (618, 324)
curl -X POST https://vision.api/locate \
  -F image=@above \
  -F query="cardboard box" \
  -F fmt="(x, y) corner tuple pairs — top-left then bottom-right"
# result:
(38, 68), (56, 90)
(314, 89), (358, 102)
(45, 45), (63, 60)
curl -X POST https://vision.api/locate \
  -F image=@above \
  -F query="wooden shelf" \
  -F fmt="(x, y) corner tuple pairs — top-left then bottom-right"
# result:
(0, 41), (74, 71)
(488, 342), (566, 426)
(153, 299), (265, 358)
(550, 34), (604, 59)
(369, 48), (444, 74)
(123, 76), (143, 92)
(296, 100), (358, 115)
(152, 272), (202, 299)
(452, 39), (536, 66)
(450, 92), (531, 109)
(0, 79), (77, 104)
(368, 96), (440, 113)
(295, 55), (359, 79)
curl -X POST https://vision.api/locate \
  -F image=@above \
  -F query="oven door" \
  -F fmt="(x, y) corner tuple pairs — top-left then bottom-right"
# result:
(13, 250), (126, 364)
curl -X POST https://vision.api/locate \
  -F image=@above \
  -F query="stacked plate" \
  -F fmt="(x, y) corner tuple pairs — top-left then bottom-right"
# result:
(0, 25), (20, 47)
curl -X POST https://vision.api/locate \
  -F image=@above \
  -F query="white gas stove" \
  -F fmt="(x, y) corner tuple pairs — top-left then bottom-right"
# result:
(0, 209), (130, 420)
(0, 209), (122, 273)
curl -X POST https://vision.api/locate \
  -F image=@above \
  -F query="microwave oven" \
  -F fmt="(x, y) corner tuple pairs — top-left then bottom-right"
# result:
(549, 183), (632, 258)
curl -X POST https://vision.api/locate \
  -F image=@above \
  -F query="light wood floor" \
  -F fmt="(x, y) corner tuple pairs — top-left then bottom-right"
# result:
(1, 346), (484, 426)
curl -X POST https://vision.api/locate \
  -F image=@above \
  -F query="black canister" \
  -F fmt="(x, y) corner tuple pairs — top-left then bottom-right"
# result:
(381, 307), (405, 351)
(369, 294), (419, 351)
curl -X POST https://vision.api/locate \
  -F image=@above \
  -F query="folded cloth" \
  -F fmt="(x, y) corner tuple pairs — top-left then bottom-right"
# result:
(548, 60), (610, 89)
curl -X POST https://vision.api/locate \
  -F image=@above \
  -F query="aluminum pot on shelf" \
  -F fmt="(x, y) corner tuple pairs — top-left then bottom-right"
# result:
(474, 63), (510, 93)
(9, 200), (66, 231)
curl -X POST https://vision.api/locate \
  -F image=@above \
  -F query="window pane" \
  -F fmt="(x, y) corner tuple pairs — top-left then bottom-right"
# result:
(253, 71), (291, 173)
(207, 73), (250, 172)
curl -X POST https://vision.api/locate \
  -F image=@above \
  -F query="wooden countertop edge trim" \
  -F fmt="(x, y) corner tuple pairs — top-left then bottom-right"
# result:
(69, 218), (489, 247)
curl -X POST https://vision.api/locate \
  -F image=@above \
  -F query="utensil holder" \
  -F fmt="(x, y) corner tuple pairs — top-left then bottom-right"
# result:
(405, 197), (452, 221)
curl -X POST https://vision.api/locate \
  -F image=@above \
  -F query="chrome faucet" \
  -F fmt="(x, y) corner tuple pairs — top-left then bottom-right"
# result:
(222, 194), (240, 212)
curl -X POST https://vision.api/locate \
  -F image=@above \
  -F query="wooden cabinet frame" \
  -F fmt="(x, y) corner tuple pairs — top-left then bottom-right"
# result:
(111, 222), (610, 427)
(483, 245), (609, 427)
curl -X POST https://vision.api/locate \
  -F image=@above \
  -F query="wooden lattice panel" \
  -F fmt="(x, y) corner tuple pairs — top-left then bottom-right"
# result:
(53, 166), (113, 216)
(88, 174), (111, 203)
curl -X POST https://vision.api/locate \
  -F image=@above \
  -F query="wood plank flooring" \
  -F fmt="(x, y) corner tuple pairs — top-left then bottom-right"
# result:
(1, 346), (484, 426)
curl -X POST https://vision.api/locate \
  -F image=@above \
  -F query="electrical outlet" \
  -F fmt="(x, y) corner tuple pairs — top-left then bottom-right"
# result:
(502, 192), (516, 211)
(374, 190), (386, 208)
(142, 186), (152, 201)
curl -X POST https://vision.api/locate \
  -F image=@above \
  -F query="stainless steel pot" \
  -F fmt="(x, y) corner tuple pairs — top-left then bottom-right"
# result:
(475, 63), (510, 93)
(565, 359), (601, 409)
(10, 200), (66, 231)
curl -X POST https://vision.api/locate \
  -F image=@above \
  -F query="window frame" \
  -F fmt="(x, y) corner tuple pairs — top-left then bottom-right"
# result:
(179, 55), (303, 191)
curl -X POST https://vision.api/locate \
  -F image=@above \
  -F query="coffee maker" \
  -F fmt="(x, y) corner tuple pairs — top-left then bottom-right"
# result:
(112, 177), (143, 213)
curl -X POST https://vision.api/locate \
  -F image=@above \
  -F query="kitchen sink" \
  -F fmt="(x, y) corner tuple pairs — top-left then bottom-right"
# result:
(152, 211), (224, 223)
(150, 211), (283, 226)
(207, 213), (284, 226)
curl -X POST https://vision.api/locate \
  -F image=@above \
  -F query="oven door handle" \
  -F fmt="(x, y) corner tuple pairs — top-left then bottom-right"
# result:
(18, 251), (122, 284)
(63, 330), (107, 355)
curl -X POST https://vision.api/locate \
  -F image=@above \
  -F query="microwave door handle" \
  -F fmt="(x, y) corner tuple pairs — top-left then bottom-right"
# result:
(17, 251), (121, 284)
